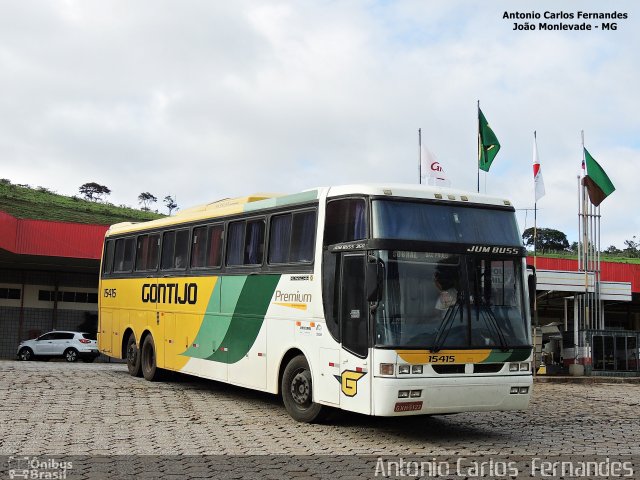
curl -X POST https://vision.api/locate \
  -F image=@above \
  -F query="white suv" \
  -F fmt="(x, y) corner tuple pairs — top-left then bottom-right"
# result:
(17, 331), (99, 363)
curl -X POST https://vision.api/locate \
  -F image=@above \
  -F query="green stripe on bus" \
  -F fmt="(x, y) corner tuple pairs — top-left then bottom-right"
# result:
(183, 274), (281, 364)
(484, 348), (532, 363)
(206, 274), (280, 363)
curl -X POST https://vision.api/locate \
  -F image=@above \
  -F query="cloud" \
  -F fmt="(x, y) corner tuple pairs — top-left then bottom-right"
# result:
(0, 0), (637, 246)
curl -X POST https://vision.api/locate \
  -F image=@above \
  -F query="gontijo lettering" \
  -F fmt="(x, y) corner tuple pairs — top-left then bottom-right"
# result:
(142, 283), (198, 304)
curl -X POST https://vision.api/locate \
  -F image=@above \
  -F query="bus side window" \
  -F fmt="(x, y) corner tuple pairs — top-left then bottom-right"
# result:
(102, 240), (115, 274)
(245, 219), (265, 265)
(135, 234), (159, 271)
(226, 221), (245, 266)
(174, 229), (189, 269)
(227, 219), (265, 266)
(324, 198), (367, 246)
(207, 225), (224, 268)
(191, 226), (208, 268)
(290, 210), (316, 262)
(161, 231), (176, 270)
(268, 213), (292, 264)
(113, 237), (135, 273)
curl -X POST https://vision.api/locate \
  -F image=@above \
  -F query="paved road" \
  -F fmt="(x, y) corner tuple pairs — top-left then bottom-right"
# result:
(1, 361), (638, 478)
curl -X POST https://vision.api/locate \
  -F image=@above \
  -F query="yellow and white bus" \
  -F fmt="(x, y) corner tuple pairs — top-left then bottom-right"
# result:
(98, 184), (533, 422)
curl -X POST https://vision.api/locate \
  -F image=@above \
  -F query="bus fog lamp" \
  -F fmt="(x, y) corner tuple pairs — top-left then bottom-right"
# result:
(519, 362), (530, 371)
(509, 363), (519, 372)
(410, 390), (422, 398)
(519, 387), (529, 394)
(379, 363), (394, 376)
(411, 365), (423, 374)
(398, 365), (410, 375)
(510, 386), (519, 394)
(398, 390), (410, 398)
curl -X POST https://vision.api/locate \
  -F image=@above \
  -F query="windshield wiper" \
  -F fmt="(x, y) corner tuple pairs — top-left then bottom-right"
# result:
(475, 303), (509, 350)
(431, 298), (463, 353)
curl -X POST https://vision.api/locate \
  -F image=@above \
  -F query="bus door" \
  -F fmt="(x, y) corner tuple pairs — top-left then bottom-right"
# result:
(338, 253), (371, 415)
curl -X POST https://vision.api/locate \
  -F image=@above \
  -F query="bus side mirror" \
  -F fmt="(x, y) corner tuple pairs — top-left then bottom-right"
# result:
(527, 265), (536, 310)
(366, 255), (381, 302)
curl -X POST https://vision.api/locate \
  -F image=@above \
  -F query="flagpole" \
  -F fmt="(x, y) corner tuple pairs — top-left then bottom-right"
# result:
(477, 100), (480, 193)
(418, 128), (422, 185)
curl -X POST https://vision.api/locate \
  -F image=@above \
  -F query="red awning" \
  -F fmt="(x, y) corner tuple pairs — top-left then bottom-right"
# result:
(0, 210), (107, 260)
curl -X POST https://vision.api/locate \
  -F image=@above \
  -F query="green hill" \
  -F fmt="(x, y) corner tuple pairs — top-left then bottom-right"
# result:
(0, 181), (164, 225)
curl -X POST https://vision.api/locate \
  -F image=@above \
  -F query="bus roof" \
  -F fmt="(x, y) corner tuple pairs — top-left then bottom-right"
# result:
(105, 184), (513, 236)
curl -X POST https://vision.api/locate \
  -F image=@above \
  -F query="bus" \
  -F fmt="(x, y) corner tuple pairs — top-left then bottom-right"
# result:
(98, 184), (534, 422)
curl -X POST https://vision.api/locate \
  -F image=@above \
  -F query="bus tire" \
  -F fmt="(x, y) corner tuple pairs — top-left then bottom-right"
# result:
(141, 335), (162, 381)
(126, 333), (142, 377)
(281, 355), (325, 423)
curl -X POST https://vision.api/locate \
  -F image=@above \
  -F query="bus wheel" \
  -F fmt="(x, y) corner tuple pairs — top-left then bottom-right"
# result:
(281, 355), (325, 423)
(141, 335), (161, 381)
(126, 333), (142, 377)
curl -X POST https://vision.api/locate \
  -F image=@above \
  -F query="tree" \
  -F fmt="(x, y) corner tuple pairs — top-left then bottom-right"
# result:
(522, 227), (570, 253)
(79, 182), (111, 202)
(138, 192), (157, 211)
(623, 236), (639, 258)
(164, 195), (178, 215)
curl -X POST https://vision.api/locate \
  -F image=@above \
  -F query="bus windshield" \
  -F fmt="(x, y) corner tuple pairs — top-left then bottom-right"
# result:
(374, 251), (530, 349)
(371, 199), (521, 245)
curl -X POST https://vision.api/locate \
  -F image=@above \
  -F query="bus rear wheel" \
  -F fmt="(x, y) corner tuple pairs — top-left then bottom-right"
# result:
(281, 355), (325, 423)
(141, 335), (162, 381)
(126, 333), (142, 377)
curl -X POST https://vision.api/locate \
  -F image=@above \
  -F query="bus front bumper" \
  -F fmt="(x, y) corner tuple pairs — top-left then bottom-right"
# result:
(372, 374), (533, 416)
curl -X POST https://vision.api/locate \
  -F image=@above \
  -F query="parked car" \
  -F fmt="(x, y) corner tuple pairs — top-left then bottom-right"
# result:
(17, 331), (99, 363)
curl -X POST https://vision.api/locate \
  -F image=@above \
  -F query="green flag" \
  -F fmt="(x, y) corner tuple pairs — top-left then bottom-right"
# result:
(478, 108), (501, 172)
(583, 148), (615, 206)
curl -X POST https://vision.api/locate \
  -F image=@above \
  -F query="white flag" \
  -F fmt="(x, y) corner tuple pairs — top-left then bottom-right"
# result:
(533, 133), (545, 202)
(421, 146), (451, 187)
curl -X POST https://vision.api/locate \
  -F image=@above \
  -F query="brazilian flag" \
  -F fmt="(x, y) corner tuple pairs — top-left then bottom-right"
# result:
(478, 108), (501, 172)
(583, 148), (615, 206)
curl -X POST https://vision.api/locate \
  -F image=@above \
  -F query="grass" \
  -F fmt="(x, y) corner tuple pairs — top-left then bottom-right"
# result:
(0, 182), (164, 225)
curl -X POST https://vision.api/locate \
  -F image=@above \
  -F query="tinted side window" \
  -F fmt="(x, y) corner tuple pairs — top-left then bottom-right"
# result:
(324, 198), (367, 246)
(226, 221), (245, 266)
(161, 231), (176, 270)
(191, 226), (208, 268)
(102, 240), (115, 274)
(268, 214), (292, 264)
(207, 225), (224, 268)
(174, 230), (189, 269)
(113, 237), (135, 272)
(135, 234), (160, 271)
(245, 220), (265, 265)
(268, 210), (316, 264)
(227, 219), (265, 266)
(290, 211), (316, 262)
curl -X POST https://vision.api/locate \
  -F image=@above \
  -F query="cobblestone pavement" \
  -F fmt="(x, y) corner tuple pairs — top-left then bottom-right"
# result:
(1, 361), (638, 478)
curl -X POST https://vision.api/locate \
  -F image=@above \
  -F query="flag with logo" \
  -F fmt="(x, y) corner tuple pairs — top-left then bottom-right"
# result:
(582, 148), (615, 206)
(421, 146), (451, 187)
(478, 108), (500, 172)
(533, 133), (545, 202)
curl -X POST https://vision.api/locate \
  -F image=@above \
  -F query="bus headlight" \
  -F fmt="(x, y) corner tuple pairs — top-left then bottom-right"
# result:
(509, 363), (519, 372)
(379, 363), (394, 376)
(520, 363), (530, 371)
(398, 365), (410, 375)
(411, 365), (423, 374)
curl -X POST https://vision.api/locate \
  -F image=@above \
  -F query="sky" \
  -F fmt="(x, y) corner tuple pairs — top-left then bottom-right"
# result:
(0, 0), (638, 248)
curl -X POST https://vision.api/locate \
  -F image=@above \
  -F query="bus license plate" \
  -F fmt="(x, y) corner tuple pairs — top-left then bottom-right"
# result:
(394, 401), (423, 412)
